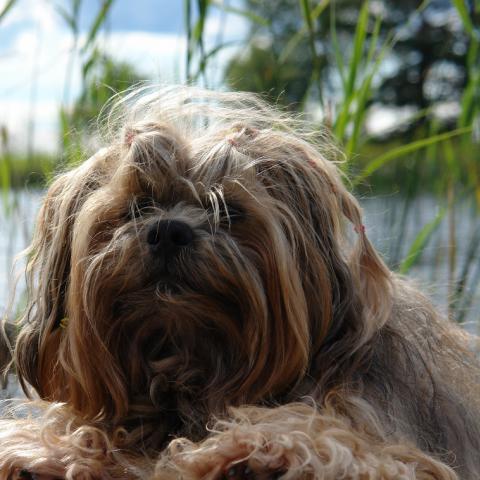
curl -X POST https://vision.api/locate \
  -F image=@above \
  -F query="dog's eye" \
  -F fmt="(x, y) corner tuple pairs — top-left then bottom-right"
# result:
(210, 202), (245, 226)
(126, 198), (155, 220)
(224, 204), (244, 222)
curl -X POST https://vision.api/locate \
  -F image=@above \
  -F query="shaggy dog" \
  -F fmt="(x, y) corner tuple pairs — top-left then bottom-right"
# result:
(1, 87), (479, 479)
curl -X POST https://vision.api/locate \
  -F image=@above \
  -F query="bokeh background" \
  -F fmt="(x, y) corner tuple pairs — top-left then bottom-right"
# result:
(1, 0), (479, 341)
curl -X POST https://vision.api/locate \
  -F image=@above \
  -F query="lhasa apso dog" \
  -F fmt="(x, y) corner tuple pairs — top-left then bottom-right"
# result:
(1, 87), (479, 479)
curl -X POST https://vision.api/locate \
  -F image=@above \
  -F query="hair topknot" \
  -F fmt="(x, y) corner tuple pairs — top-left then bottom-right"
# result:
(99, 85), (336, 156)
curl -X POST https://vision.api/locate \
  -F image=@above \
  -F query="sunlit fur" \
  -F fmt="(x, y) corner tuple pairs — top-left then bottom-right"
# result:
(0, 401), (459, 479)
(5, 87), (480, 478)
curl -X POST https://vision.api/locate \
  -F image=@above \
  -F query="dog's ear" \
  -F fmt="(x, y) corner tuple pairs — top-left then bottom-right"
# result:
(335, 185), (393, 340)
(249, 132), (392, 352)
(14, 150), (112, 401)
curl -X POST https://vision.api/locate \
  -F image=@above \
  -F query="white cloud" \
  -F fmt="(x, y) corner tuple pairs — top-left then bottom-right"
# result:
(1, 28), (189, 152)
(100, 31), (187, 82)
(2, 0), (59, 30)
(203, 9), (248, 42)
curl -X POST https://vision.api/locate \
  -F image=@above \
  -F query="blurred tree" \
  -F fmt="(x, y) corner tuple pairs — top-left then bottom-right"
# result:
(66, 52), (143, 133)
(226, 0), (318, 105)
(227, 43), (313, 104)
(376, 1), (471, 113)
(226, 0), (478, 132)
(60, 53), (144, 161)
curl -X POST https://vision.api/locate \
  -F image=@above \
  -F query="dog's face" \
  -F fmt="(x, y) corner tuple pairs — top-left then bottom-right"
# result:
(14, 90), (391, 445)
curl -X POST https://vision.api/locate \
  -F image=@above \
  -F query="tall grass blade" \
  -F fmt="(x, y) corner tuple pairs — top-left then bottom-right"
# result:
(59, 108), (71, 153)
(459, 39), (479, 127)
(334, 1), (369, 141)
(330, 2), (346, 88)
(446, 174), (457, 317)
(193, 0), (209, 45)
(280, 0), (329, 63)
(188, 0), (210, 82)
(192, 41), (237, 81)
(55, 0), (81, 34)
(212, 1), (268, 26)
(390, 166), (420, 266)
(0, 0), (17, 24)
(299, 0), (324, 105)
(354, 127), (473, 185)
(0, 126), (11, 212)
(452, 0), (478, 40)
(345, 1), (369, 99)
(0, 157), (11, 192)
(452, 223), (480, 321)
(456, 256), (480, 323)
(342, 0), (430, 142)
(184, 0), (192, 80)
(399, 207), (446, 274)
(82, 0), (114, 53)
(82, 48), (100, 79)
(345, 14), (382, 157)
(299, 0), (315, 41)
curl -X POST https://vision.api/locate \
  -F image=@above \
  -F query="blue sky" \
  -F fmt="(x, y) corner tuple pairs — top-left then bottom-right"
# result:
(78, 0), (185, 33)
(0, 0), (247, 152)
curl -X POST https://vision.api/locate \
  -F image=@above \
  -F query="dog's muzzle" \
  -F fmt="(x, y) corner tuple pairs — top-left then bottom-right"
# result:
(147, 219), (194, 257)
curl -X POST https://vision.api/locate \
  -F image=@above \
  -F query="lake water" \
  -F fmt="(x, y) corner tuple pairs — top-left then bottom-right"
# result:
(1, 190), (479, 335)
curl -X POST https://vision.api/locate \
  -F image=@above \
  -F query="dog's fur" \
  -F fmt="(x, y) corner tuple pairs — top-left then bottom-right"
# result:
(0, 401), (461, 479)
(2, 87), (480, 479)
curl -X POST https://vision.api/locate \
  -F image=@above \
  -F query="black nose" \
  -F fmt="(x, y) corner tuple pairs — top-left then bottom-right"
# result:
(147, 220), (194, 251)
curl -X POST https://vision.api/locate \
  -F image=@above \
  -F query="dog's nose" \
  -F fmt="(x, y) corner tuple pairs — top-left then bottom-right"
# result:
(147, 220), (194, 251)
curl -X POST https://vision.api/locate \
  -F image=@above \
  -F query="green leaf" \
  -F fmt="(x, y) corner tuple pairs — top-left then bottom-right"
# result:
(452, 0), (478, 40)
(0, 0), (16, 23)
(459, 39), (480, 127)
(0, 155), (11, 191)
(399, 207), (446, 274)
(365, 12), (382, 66)
(459, 78), (479, 128)
(82, 0), (114, 53)
(300, 0), (315, 36)
(186, 0), (210, 81)
(334, 1), (369, 140)
(0, 126), (11, 207)
(345, 14), (383, 157)
(353, 127), (473, 185)
(345, 1), (369, 98)
(193, 0), (209, 44)
(59, 107), (73, 154)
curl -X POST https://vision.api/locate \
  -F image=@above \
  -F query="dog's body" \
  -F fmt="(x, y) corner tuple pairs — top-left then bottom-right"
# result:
(2, 87), (480, 479)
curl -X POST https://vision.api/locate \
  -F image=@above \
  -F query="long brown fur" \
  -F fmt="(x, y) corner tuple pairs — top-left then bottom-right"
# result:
(2, 86), (479, 478)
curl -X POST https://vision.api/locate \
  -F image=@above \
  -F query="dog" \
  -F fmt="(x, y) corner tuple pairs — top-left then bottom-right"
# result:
(2, 86), (479, 479)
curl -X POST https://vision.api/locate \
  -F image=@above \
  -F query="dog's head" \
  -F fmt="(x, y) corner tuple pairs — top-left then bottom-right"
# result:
(14, 88), (391, 445)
